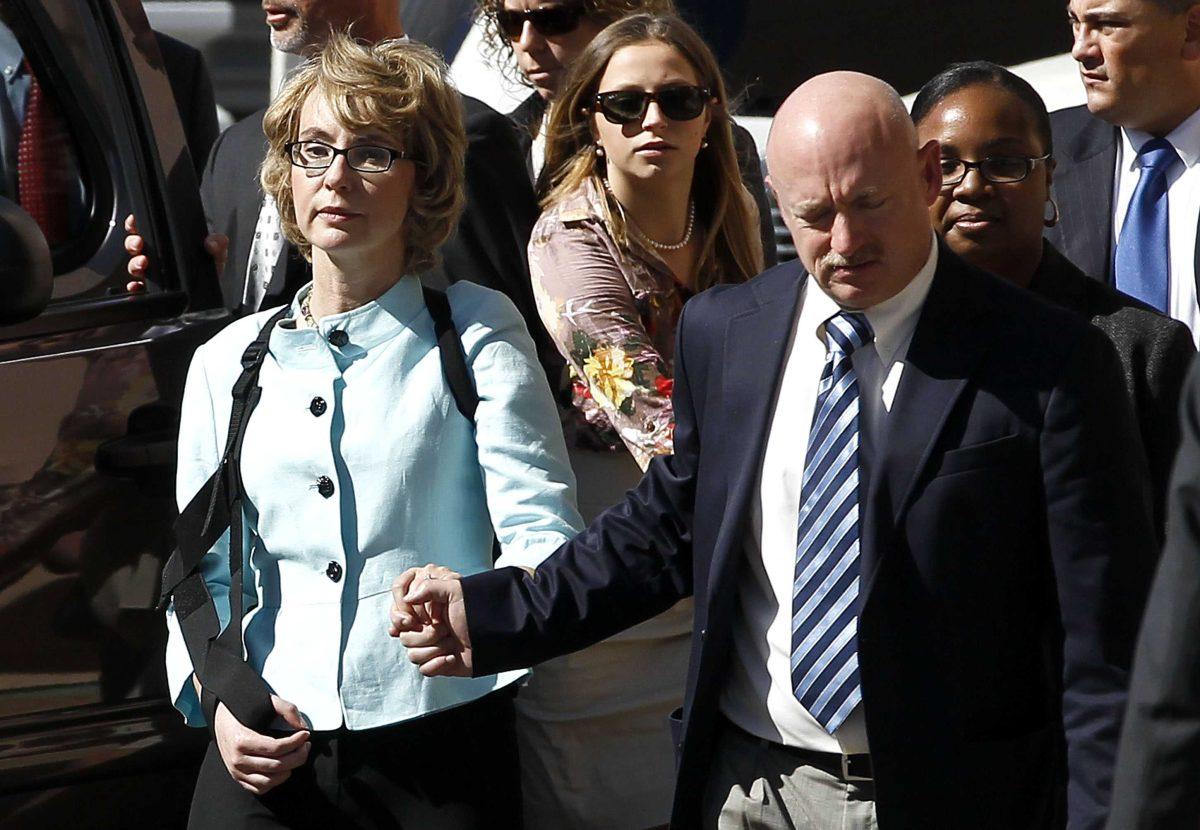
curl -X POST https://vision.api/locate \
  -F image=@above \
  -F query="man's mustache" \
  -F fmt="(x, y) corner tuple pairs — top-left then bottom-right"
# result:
(820, 250), (878, 269)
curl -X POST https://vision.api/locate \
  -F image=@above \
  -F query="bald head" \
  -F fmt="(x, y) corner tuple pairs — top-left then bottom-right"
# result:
(768, 72), (916, 186)
(766, 71), (941, 309)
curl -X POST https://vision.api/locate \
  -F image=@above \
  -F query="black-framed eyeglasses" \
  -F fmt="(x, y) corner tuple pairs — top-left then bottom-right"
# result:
(939, 154), (1051, 187)
(592, 85), (712, 125)
(497, 3), (585, 40)
(285, 140), (407, 173)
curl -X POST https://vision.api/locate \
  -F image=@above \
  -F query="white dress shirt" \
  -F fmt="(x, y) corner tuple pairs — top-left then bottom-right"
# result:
(530, 105), (550, 181)
(1112, 105), (1200, 344)
(720, 236), (939, 755)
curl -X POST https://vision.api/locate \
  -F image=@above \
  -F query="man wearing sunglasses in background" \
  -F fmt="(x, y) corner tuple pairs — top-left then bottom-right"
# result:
(475, 0), (778, 266)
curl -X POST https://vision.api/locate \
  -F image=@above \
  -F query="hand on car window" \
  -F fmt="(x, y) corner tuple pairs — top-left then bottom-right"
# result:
(124, 213), (228, 290)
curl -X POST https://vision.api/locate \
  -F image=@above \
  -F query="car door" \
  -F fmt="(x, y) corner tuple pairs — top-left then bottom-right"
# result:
(0, 0), (226, 825)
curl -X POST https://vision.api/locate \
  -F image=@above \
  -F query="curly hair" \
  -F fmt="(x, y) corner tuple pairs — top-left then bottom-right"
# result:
(475, 0), (676, 86)
(260, 32), (466, 273)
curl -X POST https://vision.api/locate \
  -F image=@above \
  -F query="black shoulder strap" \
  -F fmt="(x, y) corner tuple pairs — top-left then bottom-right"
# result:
(423, 286), (479, 422)
(159, 306), (289, 734)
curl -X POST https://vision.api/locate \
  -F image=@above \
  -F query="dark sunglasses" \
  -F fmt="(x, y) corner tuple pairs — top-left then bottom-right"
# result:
(497, 4), (585, 40)
(592, 85), (711, 125)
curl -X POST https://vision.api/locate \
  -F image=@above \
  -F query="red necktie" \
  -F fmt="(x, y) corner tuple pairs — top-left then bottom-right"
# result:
(17, 59), (70, 248)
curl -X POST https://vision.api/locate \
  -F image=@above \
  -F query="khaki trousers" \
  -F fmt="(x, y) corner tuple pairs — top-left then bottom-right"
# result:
(702, 719), (879, 830)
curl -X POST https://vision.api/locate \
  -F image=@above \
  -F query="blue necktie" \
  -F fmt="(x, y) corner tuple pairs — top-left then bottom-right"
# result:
(791, 311), (874, 734)
(1115, 138), (1180, 313)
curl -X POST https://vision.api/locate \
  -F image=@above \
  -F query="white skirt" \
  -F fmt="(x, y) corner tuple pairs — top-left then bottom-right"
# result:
(515, 446), (693, 829)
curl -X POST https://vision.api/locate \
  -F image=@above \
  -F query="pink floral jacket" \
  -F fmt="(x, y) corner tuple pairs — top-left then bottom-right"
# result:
(528, 178), (690, 470)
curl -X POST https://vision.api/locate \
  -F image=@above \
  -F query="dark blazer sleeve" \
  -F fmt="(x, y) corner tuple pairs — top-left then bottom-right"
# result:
(442, 96), (564, 388)
(1136, 322), (1195, 536)
(1045, 106), (1117, 283)
(1041, 326), (1157, 829)
(153, 31), (218, 178)
(1107, 360), (1200, 829)
(731, 122), (777, 268)
(460, 296), (704, 674)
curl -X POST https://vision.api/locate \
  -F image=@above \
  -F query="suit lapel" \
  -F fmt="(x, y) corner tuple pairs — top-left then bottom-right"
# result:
(221, 112), (273, 310)
(705, 267), (803, 604)
(861, 249), (989, 595)
(1054, 118), (1118, 282)
(509, 94), (543, 186)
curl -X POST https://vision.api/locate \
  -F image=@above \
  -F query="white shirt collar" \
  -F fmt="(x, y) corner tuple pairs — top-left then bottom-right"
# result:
(1121, 104), (1200, 171)
(800, 233), (939, 365)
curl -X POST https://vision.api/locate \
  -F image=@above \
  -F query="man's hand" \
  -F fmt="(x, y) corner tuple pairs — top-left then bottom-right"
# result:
(212, 694), (310, 795)
(124, 214), (228, 285)
(389, 565), (472, 677)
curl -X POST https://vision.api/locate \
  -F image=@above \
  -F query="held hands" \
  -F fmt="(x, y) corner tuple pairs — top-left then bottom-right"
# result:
(213, 695), (310, 795)
(389, 565), (473, 677)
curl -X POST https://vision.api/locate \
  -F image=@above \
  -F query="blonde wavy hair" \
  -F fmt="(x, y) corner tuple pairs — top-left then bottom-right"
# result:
(260, 33), (466, 273)
(543, 14), (762, 289)
(475, 0), (676, 87)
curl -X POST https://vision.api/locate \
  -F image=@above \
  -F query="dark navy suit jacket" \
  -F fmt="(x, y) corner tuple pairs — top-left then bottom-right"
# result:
(463, 246), (1156, 829)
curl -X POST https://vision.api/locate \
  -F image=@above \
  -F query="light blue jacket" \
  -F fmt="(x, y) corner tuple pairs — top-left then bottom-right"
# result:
(165, 277), (583, 730)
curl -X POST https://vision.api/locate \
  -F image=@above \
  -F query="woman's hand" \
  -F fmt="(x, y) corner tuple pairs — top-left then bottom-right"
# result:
(388, 564), (461, 634)
(213, 695), (311, 795)
(389, 565), (473, 677)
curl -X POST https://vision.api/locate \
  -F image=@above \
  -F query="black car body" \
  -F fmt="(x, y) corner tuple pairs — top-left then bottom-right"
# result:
(0, 0), (224, 825)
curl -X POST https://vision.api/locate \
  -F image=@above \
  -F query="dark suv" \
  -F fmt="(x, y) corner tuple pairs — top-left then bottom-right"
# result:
(0, 0), (225, 825)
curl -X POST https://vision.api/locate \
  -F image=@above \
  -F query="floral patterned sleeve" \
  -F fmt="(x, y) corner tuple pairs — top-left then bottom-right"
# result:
(529, 215), (678, 471)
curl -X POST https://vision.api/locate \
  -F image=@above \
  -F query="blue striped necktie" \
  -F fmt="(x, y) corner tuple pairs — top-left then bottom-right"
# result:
(1115, 138), (1180, 314)
(791, 310), (874, 734)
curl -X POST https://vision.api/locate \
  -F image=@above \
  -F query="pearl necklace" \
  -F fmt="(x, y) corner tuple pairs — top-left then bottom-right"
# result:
(603, 179), (695, 251)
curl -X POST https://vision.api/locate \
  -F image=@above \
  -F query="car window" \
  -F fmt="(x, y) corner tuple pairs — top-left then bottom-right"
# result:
(0, 0), (220, 724)
(0, 4), (108, 287)
(0, 0), (201, 315)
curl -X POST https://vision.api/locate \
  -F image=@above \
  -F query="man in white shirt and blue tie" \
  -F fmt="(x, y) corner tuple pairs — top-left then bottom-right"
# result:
(395, 71), (1157, 830)
(1049, 0), (1200, 342)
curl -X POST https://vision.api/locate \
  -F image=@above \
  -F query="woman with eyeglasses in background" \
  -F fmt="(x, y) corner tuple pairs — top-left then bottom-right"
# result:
(911, 60), (1193, 540)
(165, 34), (581, 829)
(505, 14), (762, 830)
(475, 0), (777, 265)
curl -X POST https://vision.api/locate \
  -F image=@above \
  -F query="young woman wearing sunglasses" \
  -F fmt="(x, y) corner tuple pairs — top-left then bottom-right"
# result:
(474, 0), (775, 268)
(509, 14), (763, 830)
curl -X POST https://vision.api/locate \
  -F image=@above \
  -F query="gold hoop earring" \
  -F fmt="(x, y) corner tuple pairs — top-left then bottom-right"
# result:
(1044, 196), (1060, 228)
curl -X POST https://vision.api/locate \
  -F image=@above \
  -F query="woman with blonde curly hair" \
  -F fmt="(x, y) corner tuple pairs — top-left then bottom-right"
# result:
(164, 32), (581, 829)
(507, 14), (763, 830)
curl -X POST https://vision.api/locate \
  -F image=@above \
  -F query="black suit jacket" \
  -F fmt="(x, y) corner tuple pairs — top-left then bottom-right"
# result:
(1029, 240), (1194, 537)
(154, 32), (218, 178)
(199, 94), (562, 386)
(461, 245), (1156, 829)
(508, 92), (779, 268)
(1108, 359), (1200, 829)
(1046, 104), (1200, 291)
